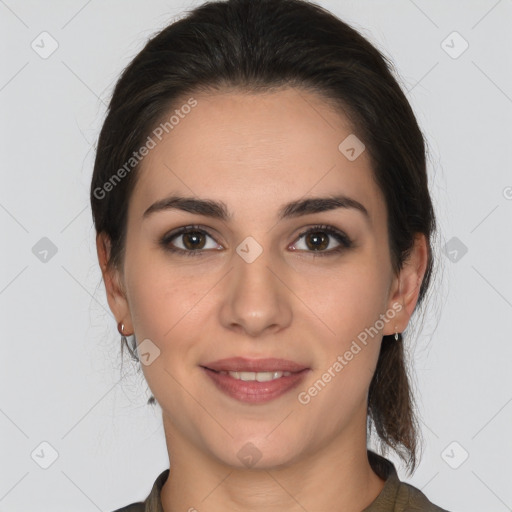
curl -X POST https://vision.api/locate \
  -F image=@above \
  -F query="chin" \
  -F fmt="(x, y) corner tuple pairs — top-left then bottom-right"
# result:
(209, 435), (301, 470)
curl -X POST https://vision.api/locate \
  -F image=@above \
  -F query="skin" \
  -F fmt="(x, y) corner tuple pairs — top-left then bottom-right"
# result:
(97, 87), (428, 512)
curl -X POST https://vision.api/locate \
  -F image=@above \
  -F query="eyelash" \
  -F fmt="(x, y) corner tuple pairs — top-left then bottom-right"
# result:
(160, 224), (353, 258)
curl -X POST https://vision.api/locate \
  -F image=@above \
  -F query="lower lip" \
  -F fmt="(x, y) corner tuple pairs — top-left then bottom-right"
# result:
(201, 367), (310, 404)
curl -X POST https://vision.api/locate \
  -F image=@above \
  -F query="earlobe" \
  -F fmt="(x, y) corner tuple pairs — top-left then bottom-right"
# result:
(384, 233), (429, 336)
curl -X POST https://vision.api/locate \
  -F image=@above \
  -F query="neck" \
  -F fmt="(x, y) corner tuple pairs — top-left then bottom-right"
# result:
(160, 412), (385, 512)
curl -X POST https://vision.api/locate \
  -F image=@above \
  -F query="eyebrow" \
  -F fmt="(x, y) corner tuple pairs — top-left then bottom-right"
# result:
(143, 194), (370, 224)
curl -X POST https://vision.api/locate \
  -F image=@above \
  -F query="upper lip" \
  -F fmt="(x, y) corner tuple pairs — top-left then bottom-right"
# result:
(202, 357), (309, 373)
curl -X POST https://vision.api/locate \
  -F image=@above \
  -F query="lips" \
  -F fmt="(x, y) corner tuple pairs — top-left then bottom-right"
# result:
(201, 357), (309, 373)
(201, 366), (310, 404)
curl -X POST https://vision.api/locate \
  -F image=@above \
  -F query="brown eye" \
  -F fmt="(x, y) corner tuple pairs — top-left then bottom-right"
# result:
(160, 225), (221, 257)
(291, 224), (353, 256)
(304, 231), (330, 251)
(182, 231), (207, 250)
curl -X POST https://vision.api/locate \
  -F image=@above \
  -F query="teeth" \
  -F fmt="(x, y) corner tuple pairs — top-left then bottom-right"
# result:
(219, 370), (292, 381)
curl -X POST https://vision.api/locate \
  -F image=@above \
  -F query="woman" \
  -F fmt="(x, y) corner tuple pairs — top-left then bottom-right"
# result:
(91, 0), (448, 510)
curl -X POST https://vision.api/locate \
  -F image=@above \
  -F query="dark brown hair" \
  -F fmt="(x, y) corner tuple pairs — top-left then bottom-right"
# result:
(90, 0), (437, 472)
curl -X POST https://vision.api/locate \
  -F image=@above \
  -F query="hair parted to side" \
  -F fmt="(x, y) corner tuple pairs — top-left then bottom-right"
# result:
(91, 0), (437, 472)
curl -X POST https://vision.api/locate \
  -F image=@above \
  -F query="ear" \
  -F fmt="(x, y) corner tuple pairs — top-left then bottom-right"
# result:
(96, 232), (133, 334)
(382, 233), (429, 336)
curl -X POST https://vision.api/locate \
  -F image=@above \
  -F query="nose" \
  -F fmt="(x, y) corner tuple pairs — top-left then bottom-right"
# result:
(218, 246), (293, 338)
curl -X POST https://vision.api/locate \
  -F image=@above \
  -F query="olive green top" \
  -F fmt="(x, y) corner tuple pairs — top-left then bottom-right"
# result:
(113, 451), (449, 512)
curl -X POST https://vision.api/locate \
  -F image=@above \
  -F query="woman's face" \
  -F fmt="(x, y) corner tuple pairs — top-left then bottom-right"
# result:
(100, 87), (420, 469)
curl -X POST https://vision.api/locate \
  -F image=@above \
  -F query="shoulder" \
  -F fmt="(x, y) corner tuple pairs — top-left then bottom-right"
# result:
(110, 468), (170, 512)
(395, 480), (450, 511)
(366, 451), (450, 512)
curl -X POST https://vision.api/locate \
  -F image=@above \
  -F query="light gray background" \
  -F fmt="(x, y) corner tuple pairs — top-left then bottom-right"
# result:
(1, 1), (511, 511)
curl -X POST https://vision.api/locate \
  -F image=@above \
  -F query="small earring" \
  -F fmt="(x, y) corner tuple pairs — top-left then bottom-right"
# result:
(117, 321), (134, 338)
(395, 331), (400, 341)
(118, 322), (138, 359)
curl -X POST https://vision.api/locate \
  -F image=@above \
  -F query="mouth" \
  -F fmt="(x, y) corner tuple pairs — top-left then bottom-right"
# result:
(204, 368), (297, 382)
(200, 357), (310, 404)
(201, 356), (309, 373)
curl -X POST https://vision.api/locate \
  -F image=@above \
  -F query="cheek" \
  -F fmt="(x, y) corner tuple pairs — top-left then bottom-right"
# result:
(125, 258), (208, 407)
(125, 245), (208, 340)
(295, 268), (385, 434)
(296, 257), (390, 342)
(123, 246), (220, 373)
(293, 257), (388, 400)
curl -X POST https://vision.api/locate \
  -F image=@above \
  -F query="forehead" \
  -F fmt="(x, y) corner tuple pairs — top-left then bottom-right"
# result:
(129, 87), (385, 226)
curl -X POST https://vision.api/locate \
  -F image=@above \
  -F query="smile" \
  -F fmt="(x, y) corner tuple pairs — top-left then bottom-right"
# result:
(216, 370), (292, 381)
